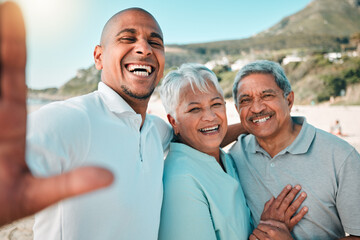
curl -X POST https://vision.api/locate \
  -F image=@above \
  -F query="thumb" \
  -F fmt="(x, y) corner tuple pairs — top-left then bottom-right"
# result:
(263, 196), (275, 212)
(24, 166), (114, 213)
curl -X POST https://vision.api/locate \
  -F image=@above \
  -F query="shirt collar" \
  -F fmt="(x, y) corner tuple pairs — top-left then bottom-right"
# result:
(246, 116), (315, 155)
(286, 116), (315, 154)
(97, 82), (136, 115)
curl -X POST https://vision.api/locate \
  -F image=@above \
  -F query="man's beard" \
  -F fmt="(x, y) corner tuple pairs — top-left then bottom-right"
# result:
(121, 85), (155, 100)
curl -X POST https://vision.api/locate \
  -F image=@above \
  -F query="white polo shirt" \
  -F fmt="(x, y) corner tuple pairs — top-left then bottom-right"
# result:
(26, 82), (172, 240)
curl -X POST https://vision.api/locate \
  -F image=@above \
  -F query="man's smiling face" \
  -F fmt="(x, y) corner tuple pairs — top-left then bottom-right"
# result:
(94, 9), (165, 101)
(235, 73), (293, 141)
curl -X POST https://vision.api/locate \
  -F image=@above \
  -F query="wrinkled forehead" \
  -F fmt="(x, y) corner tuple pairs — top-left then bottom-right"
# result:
(236, 73), (279, 96)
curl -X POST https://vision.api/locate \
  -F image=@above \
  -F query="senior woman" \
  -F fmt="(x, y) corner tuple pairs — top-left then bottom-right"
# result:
(158, 63), (308, 240)
(158, 63), (252, 239)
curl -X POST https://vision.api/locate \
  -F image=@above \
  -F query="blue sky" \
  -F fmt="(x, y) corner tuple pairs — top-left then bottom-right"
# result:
(11, 0), (312, 89)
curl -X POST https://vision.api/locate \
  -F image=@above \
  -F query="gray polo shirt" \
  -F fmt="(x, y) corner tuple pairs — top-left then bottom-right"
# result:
(229, 117), (360, 239)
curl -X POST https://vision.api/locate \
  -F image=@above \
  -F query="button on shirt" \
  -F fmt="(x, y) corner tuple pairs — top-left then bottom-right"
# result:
(26, 82), (173, 240)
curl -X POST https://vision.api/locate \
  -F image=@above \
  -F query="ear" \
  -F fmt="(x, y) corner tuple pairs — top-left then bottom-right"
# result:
(94, 45), (103, 70)
(167, 114), (179, 135)
(286, 91), (295, 110)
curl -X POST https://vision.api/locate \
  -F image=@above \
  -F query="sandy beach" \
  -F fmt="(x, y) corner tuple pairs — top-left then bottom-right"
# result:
(1, 99), (360, 239)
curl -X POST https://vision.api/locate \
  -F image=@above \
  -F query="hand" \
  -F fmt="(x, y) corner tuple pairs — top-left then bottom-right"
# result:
(260, 184), (308, 231)
(0, 2), (113, 227)
(249, 220), (294, 240)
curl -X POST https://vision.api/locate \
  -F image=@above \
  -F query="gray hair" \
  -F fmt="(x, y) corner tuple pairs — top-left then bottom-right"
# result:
(160, 63), (224, 120)
(232, 60), (292, 107)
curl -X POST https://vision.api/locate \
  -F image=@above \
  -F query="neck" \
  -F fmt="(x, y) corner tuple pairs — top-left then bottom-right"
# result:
(256, 118), (302, 158)
(120, 93), (150, 128)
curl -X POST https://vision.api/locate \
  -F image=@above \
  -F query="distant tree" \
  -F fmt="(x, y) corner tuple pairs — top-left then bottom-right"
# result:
(212, 65), (231, 82)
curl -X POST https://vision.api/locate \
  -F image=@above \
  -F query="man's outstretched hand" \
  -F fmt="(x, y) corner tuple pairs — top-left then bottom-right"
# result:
(0, 1), (113, 227)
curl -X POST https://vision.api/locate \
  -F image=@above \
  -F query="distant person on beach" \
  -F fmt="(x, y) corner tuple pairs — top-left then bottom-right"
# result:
(0, 1), (113, 227)
(330, 119), (343, 136)
(158, 63), (308, 240)
(230, 60), (360, 239)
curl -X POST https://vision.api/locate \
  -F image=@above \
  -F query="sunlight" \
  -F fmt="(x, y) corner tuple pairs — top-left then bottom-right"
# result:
(12, 0), (84, 41)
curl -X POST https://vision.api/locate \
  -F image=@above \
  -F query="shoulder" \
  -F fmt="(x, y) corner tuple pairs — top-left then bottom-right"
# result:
(27, 94), (100, 140)
(229, 134), (254, 155)
(147, 114), (171, 132)
(313, 126), (355, 153)
(163, 148), (205, 185)
(147, 114), (173, 147)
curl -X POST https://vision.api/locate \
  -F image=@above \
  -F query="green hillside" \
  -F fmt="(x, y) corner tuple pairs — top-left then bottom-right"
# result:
(28, 0), (360, 105)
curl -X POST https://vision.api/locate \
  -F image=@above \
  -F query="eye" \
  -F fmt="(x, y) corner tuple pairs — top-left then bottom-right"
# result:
(212, 102), (223, 108)
(119, 37), (136, 43)
(240, 98), (251, 104)
(262, 94), (275, 100)
(149, 40), (163, 48)
(188, 107), (201, 113)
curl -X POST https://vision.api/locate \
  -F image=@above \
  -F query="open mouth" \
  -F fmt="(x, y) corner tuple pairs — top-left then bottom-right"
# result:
(126, 64), (154, 77)
(199, 125), (220, 133)
(252, 116), (271, 123)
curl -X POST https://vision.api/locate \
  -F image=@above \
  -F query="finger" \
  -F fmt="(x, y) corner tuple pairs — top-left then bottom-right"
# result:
(0, 1), (27, 102)
(288, 206), (308, 230)
(263, 196), (275, 212)
(21, 166), (114, 215)
(277, 185), (302, 212)
(285, 191), (307, 219)
(273, 184), (292, 208)
(252, 228), (269, 240)
(249, 233), (259, 240)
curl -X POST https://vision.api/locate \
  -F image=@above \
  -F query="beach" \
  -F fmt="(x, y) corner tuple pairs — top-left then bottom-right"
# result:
(1, 98), (360, 239)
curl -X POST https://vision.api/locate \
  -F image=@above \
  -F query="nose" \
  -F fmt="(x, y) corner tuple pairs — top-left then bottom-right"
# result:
(202, 108), (216, 121)
(135, 39), (152, 56)
(250, 98), (266, 113)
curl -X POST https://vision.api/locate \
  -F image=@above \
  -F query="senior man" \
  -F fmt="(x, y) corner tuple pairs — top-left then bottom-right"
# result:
(229, 60), (360, 239)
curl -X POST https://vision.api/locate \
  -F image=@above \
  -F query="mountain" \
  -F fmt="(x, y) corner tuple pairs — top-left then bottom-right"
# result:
(258, 0), (360, 37)
(29, 0), (360, 105)
(167, 0), (360, 58)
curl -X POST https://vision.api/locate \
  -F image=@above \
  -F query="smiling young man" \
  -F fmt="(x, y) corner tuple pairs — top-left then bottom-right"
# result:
(229, 60), (360, 239)
(26, 8), (172, 240)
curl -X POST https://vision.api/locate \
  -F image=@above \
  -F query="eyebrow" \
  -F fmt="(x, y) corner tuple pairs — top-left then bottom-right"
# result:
(150, 32), (163, 43)
(238, 94), (250, 99)
(262, 89), (277, 94)
(116, 28), (136, 36)
(115, 28), (163, 43)
(187, 97), (222, 106)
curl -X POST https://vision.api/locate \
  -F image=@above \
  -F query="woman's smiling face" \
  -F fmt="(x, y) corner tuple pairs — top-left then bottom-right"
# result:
(168, 82), (227, 157)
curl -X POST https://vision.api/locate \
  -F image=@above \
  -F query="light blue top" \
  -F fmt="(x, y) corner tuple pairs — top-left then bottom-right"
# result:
(159, 142), (251, 240)
(26, 82), (172, 240)
(229, 117), (360, 239)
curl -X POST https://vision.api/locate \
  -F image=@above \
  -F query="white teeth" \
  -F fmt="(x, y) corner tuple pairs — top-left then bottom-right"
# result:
(200, 125), (219, 132)
(132, 71), (149, 76)
(127, 64), (152, 74)
(253, 116), (270, 123)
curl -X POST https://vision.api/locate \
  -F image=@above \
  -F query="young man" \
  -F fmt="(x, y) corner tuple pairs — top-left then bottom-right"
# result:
(230, 60), (360, 239)
(26, 8), (172, 240)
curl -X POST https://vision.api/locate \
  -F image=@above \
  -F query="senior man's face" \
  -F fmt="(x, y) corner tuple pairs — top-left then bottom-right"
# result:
(169, 83), (227, 157)
(94, 9), (165, 101)
(235, 73), (293, 141)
